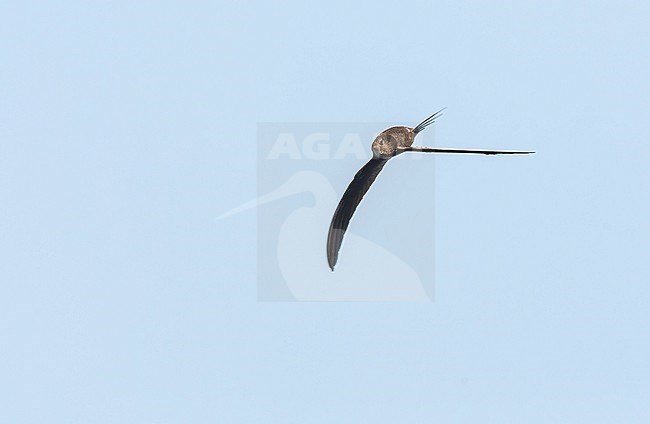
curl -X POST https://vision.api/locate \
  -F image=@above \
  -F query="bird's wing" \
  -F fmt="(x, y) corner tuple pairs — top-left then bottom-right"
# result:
(327, 158), (388, 270)
(403, 147), (534, 155)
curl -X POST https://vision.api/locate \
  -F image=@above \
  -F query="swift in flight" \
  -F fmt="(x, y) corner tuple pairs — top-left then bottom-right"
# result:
(327, 109), (533, 270)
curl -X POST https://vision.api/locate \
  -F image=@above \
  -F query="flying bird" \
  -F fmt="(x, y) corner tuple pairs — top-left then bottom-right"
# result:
(327, 109), (533, 270)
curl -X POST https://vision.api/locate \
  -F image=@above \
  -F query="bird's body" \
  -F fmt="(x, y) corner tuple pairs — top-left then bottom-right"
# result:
(327, 110), (534, 270)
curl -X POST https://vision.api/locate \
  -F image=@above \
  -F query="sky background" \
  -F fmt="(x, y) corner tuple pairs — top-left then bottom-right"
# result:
(2, 0), (650, 422)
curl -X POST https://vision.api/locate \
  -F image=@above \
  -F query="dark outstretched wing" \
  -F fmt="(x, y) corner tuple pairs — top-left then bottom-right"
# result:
(403, 147), (534, 155)
(327, 158), (388, 270)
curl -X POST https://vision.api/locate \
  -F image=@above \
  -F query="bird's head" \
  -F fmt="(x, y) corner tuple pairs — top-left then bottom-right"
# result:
(371, 126), (414, 159)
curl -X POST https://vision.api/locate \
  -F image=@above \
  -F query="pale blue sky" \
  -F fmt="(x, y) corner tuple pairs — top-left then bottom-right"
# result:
(2, 0), (650, 422)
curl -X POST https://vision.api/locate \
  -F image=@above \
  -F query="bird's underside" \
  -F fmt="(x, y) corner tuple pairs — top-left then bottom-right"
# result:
(326, 110), (534, 271)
